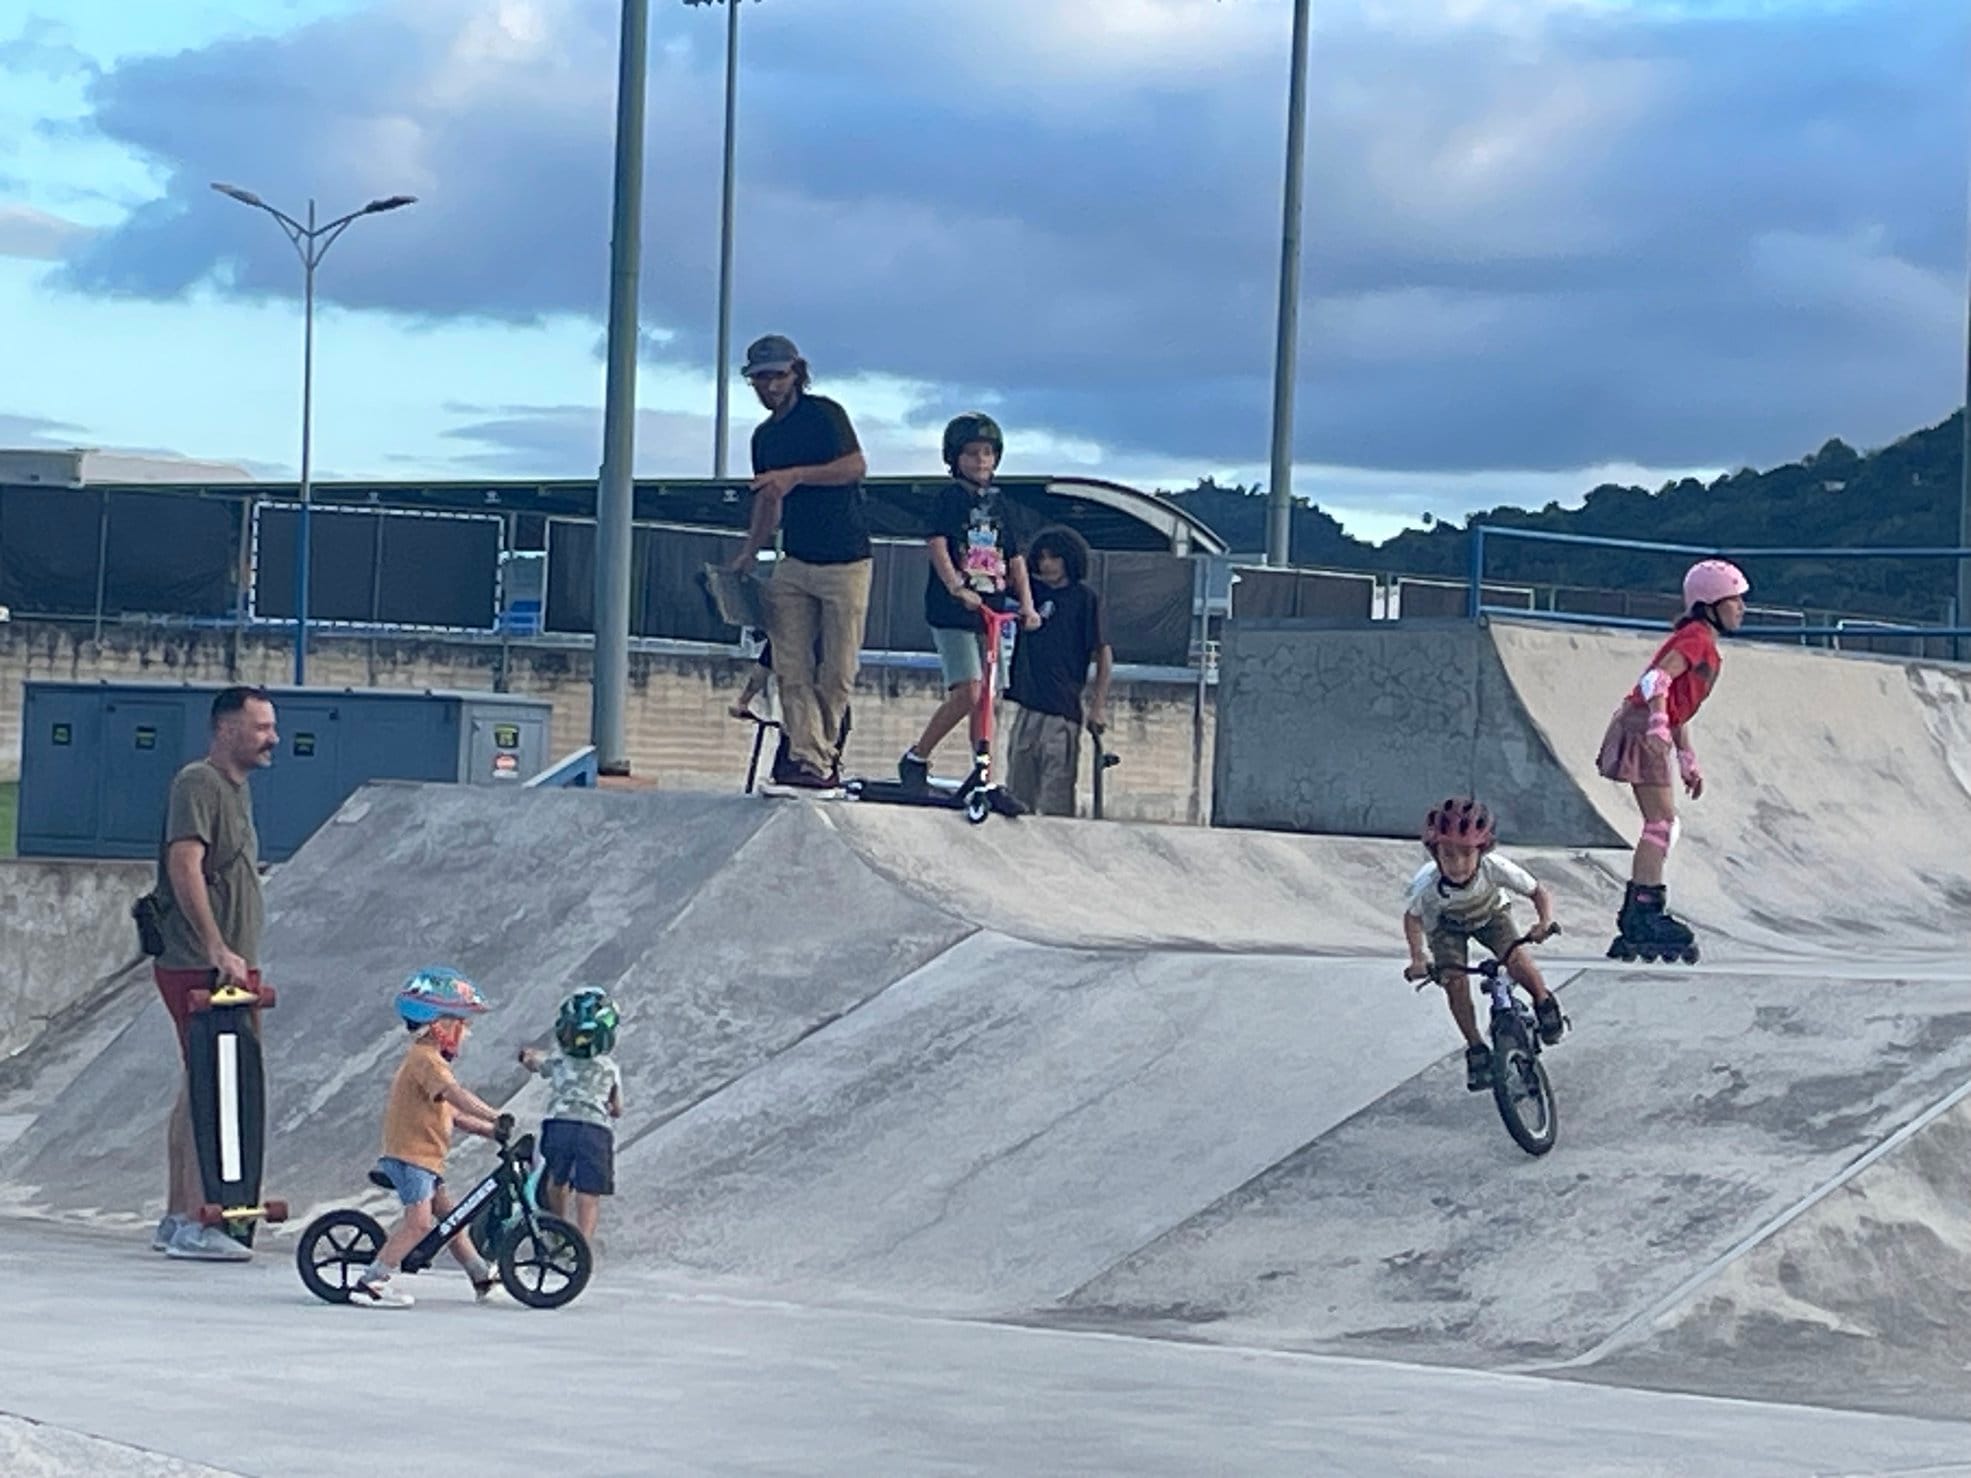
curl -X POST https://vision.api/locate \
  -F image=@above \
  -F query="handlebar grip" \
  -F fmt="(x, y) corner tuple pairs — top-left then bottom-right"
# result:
(495, 1112), (515, 1142)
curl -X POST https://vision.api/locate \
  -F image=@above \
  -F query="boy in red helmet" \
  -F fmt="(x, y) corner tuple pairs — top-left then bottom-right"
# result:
(1403, 798), (1563, 1091)
(1593, 558), (1749, 962)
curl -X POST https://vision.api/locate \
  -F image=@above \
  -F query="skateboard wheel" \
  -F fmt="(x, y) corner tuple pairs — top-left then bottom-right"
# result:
(257, 984), (278, 1008)
(264, 1200), (289, 1223)
(196, 1203), (224, 1226)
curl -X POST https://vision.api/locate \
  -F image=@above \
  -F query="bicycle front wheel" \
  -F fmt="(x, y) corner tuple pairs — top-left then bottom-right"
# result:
(1490, 1018), (1557, 1157)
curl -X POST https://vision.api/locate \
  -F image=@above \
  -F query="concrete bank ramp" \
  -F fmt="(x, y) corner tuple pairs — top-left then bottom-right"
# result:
(1047, 972), (1971, 1380)
(1487, 618), (1971, 957)
(1560, 1077), (1971, 1422)
(1, 786), (1475, 1280)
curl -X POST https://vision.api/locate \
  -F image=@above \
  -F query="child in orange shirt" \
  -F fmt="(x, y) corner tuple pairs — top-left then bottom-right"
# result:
(351, 967), (507, 1308)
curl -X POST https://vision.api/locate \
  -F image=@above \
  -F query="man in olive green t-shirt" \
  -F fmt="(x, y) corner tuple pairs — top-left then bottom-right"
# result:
(151, 685), (278, 1262)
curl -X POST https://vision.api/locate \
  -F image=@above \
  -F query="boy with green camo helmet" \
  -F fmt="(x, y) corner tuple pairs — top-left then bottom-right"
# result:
(519, 986), (624, 1245)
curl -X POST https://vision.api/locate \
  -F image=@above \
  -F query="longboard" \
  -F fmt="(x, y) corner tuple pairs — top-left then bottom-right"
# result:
(184, 973), (287, 1246)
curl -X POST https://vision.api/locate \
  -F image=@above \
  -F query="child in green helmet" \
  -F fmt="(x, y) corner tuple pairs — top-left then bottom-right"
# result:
(517, 986), (624, 1244)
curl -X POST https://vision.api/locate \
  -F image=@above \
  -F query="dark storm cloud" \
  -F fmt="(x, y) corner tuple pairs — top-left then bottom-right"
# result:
(47, 0), (1970, 491)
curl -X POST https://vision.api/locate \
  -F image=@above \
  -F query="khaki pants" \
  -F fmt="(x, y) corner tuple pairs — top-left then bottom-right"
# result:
(1007, 706), (1081, 817)
(762, 555), (872, 773)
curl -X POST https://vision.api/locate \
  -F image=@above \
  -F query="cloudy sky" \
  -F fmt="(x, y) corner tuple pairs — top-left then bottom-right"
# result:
(0, 0), (1964, 541)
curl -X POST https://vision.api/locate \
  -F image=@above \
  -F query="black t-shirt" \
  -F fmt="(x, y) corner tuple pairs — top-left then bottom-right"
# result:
(750, 393), (871, 565)
(922, 481), (1029, 631)
(1008, 580), (1105, 722)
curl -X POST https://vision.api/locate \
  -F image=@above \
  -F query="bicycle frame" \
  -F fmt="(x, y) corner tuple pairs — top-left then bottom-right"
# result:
(1415, 929), (1555, 1042)
(400, 1127), (535, 1275)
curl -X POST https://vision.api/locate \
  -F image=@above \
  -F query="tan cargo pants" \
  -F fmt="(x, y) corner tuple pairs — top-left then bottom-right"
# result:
(762, 554), (873, 774)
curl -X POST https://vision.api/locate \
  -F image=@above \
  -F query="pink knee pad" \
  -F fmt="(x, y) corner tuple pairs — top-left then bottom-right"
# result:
(1640, 818), (1675, 853)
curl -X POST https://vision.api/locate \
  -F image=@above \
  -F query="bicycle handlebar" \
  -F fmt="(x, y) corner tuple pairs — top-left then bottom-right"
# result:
(1409, 925), (1560, 990)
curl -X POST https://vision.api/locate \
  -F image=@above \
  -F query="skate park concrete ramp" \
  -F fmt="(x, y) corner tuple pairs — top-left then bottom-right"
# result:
(1, 613), (1968, 1432)
(1214, 614), (1971, 958)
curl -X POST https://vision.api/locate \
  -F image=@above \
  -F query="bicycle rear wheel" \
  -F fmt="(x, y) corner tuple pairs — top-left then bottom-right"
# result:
(1490, 1017), (1557, 1157)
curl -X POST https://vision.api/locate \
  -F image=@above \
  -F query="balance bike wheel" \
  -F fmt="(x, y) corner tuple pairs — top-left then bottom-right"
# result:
(498, 1214), (594, 1309)
(296, 1209), (388, 1304)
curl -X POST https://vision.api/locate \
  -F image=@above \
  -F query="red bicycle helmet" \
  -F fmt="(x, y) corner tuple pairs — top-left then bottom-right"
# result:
(1423, 797), (1496, 851)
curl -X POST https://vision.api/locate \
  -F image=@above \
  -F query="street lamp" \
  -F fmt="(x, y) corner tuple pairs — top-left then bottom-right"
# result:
(684, 0), (749, 479)
(211, 182), (417, 684)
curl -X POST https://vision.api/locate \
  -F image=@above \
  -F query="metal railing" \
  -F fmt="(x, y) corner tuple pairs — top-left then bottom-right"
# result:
(1467, 525), (1971, 651)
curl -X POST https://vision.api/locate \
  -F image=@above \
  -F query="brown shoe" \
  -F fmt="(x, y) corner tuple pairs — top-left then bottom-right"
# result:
(780, 761), (838, 790)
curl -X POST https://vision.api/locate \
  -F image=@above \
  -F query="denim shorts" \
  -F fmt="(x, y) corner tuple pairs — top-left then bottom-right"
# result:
(375, 1156), (442, 1207)
(932, 627), (983, 688)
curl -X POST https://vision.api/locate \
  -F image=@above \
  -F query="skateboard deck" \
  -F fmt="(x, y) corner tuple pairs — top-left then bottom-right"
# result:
(184, 973), (287, 1245)
(700, 562), (766, 631)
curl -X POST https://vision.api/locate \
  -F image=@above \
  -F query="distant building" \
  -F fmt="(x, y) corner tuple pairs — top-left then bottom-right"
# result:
(0, 447), (257, 487)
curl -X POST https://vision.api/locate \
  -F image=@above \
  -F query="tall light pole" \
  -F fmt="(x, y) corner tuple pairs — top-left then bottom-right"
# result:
(211, 183), (416, 685)
(595, 0), (651, 776)
(1959, 198), (1970, 662)
(686, 0), (746, 478)
(1265, 0), (1312, 567)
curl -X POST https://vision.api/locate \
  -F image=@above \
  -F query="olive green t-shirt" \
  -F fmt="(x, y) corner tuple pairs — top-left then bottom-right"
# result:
(154, 760), (264, 972)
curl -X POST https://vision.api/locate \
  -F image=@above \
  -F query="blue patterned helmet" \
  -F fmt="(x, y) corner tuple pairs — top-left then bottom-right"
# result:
(396, 966), (492, 1025)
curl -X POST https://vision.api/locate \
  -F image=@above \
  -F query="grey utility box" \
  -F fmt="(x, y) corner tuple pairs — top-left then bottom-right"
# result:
(17, 682), (555, 863)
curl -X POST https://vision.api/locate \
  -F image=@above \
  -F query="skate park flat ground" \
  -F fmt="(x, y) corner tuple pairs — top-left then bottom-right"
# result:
(3, 620), (1970, 1472)
(2, 1220), (1969, 1478)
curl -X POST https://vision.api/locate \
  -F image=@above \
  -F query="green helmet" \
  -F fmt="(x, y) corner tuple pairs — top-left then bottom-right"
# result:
(554, 986), (620, 1059)
(942, 412), (1004, 470)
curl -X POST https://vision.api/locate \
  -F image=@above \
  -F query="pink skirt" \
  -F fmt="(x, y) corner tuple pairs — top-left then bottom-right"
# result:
(1595, 701), (1674, 788)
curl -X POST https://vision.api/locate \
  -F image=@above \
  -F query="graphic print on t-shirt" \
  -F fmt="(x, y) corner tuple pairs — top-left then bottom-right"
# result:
(961, 499), (1008, 594)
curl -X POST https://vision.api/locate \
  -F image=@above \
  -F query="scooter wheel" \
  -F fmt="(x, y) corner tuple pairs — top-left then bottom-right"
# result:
(964, 791), (990, 824)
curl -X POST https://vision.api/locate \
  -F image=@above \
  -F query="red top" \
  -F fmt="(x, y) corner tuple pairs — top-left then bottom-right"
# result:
(1626, 620), (1721, 729)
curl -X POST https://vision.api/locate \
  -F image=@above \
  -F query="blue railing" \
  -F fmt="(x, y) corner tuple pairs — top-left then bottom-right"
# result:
(1467, 525), (1971, 640)
(524, 745), (600, 789)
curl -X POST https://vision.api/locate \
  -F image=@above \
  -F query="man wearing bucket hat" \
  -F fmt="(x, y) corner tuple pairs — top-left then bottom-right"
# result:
(727, 334), (873, 789)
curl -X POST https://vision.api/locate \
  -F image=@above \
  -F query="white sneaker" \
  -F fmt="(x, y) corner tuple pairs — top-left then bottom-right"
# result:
(165, 1221), (252, 1262)
(152, 1214), (186, 1252)
(350, 1275), (414, 1308)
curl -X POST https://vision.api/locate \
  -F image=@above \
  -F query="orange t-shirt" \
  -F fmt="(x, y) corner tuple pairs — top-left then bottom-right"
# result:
(381, 1039), (457, 1174)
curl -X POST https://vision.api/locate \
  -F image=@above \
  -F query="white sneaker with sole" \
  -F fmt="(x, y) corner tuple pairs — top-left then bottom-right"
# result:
(350, 1275), (414, 1308)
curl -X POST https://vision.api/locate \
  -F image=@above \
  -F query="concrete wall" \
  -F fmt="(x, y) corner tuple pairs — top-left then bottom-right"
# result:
(1211, 619), (1627, 847)
(0, 619), (1215, 825)
(0, 859), (153, 1061)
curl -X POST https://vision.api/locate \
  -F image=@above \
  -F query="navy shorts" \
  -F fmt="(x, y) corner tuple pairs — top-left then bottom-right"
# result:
(540, 1118), (615, 1196)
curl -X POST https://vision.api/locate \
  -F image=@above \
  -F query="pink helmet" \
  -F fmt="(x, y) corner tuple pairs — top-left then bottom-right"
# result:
(1424, 797), (1496, 852)
(1683, 559), (1749, 612)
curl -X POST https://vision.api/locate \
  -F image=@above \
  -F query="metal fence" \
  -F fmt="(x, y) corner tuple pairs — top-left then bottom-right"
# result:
(7, 480), (1965, 667)
(1466, 525), (1969, 656)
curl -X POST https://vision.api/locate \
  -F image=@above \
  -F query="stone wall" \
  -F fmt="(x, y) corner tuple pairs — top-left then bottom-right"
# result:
(0, 620), (1215, 824)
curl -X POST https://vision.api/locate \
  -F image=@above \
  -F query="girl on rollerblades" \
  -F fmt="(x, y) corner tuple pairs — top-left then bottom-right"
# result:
(1593, 558), (1749, 961)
